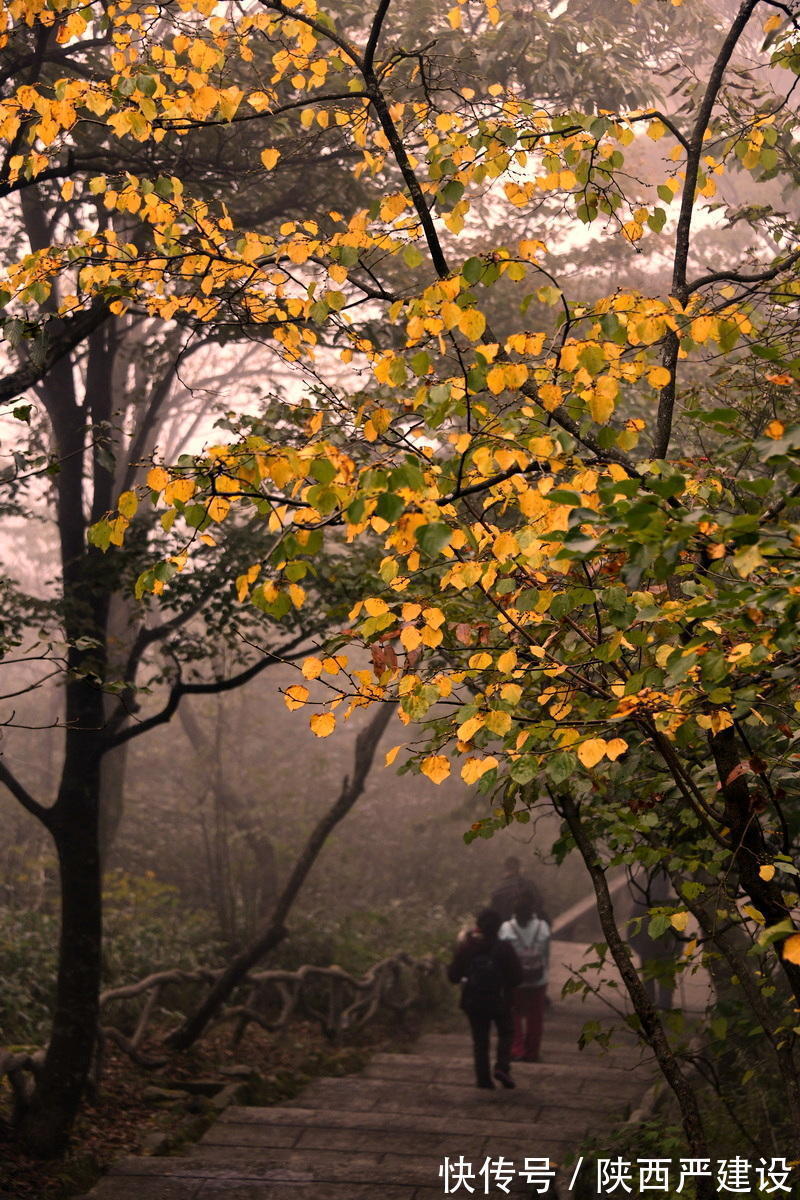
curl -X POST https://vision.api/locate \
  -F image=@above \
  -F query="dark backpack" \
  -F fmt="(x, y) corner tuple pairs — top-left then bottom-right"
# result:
(463, 945), (504, 1010)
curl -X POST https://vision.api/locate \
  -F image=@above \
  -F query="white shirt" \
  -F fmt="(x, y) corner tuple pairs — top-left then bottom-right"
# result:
(499, 915), (550, 986)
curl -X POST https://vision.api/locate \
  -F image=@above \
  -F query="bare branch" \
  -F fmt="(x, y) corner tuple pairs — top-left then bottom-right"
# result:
(0, 759), (52, 827)
(653, 0), (760, 458)
(104, 634), (309, 751)
(0, 301), (109, 405)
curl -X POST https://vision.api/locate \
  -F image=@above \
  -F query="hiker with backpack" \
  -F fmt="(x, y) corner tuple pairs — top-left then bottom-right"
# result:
(447, 907), (523, 1090)
(499, 889), (550, 1062)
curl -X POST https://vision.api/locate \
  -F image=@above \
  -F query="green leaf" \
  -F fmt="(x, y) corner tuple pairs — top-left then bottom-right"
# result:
(402, 245), (424, 268)
(87, 520), (112, 552)
(547, 489), (582, 506)
(375, 492), (405, 523)
(415, 521), (452, 557)
(462, 257), (485, 284)
(310, 458), (337, 485)
(647, 207), (667, 233)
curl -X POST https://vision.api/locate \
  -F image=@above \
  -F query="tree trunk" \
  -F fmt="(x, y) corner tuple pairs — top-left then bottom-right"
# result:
(709, 725), (800, 1006)
(558, 792), (714, 1199)
(165, 701), (396, 1050)
(17, 738), (103, 1157)
(98, 739), (129, 866)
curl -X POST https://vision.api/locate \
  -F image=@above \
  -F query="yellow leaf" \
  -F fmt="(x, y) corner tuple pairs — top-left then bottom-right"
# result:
(588, 375), (619, 424)
(364, 597), (389, 616)
(577, 738), (607, 768)
(288, 583), (306, 608)
(496, 649), (517, 673)
(742, 904), (765, 925)
(486, 366), (506, 395)
(484, 710), (512, 735)
(538, 384), (563, 411)
(147, 466), (170, 492)
(492, 531), (519, 560)
(690, 315), (716, 344)
(647, 366), (671, 388)
(165, 478), (196, 504)
(759, 864), (776, 882)
(783, 934), (800, 964)
(400, 625), (422, 652)
(765, 420), (785, 439)
(302, 656), (323, 679)
(461, 756), (498, 784)
(420, 755), (451, 784)
(284, 684), (309, 710)
(380, 193), (407, 222)
(457, 715), (484, 742)
(670, 911), (689, 932)
(310, 711), (336, 738)
(458, 308), (486, 341)
(385, 744), (403, 766)
(207, 496), (230, 522)
(260, 147), (281, 169)
(118, 490), (138, 518)
(605, 737), (628, 761)
(108, 516), (128, 546)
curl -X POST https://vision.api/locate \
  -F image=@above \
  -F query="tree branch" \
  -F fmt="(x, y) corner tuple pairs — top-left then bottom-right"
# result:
(653, 0), (759, 459)
(103, 635), (309, 751)
(0, 760), (52, 827)
(0, 301), (110, 405)
(686, 246), (800, 295)
(164, 699), (397, 1049)
(363, 0), (392, 74)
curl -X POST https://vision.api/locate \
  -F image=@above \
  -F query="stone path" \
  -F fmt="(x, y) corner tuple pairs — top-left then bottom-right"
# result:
(81, 941), (674, 1199)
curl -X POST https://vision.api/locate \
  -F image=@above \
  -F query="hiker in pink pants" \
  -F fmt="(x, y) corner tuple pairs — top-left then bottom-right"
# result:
(499, 890), (550, 1062)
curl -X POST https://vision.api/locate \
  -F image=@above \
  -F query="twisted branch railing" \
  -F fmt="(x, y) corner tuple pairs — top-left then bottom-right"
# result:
(2, 952), (444, 1106)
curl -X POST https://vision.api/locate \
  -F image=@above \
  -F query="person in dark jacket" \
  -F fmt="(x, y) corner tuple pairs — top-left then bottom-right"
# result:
(490, 855), (548, 924)
(447, 907), (523, 1089)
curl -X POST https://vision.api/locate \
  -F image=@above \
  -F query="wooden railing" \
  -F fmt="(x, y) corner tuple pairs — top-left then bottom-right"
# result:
(1, 951), (444, 1106)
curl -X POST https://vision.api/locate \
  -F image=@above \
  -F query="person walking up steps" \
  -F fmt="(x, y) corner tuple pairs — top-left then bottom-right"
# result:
(490, 855), (548, 924)
(447, 908), (523, 1090)
(499, 889), (550, 1062)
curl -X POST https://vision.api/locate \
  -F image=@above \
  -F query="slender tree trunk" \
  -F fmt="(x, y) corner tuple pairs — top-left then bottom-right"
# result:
(709, 725), (800, 1006)
(12, 191), (112, 1150)
(558, 792), (714, 1200)
(166, 702), (396, 1050)
(17, 728), (103, 1157)
(675, 873), (800, 1151)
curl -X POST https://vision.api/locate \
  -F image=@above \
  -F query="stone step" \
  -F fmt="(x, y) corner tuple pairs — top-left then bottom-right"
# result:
(283, 1074), (635, 1121)
(216, 1103), (573, 1140)
(101, 1152), (534, 1193)
(199, 1121), (574, 1159)
(362, 1053), (646, 1085)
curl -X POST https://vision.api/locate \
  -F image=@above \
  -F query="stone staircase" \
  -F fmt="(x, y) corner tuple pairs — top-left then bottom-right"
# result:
(80, 940), (667, 1199)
